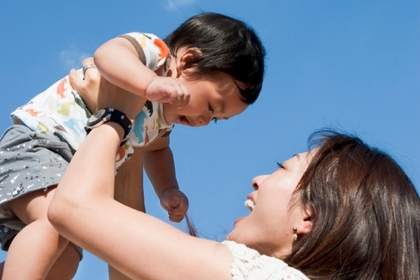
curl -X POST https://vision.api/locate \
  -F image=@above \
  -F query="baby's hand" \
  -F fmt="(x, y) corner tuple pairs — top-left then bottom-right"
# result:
(146, 77), (190, 107)
(160, 188), (189, 223)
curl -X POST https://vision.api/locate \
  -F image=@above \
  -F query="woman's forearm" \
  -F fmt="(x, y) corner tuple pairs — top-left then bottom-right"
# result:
(48, 122), (123, 238)
(48, 123), (233, 279)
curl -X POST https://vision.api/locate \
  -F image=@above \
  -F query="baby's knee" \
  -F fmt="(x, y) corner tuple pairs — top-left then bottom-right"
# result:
(45, 243), (81, 280)
(8, 187), (58, 225)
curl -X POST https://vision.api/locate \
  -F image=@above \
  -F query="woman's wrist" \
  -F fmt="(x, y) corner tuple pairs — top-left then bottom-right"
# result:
(87, 122), (125, 151)
(106, 122), (125, 141)
(85, 108), (133, 146)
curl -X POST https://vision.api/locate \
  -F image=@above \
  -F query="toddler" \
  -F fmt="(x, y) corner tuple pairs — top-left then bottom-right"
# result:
(0, 12), (265, 279)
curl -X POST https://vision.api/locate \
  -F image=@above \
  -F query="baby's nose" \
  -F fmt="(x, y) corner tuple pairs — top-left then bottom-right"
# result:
(197, 114), (211, 126)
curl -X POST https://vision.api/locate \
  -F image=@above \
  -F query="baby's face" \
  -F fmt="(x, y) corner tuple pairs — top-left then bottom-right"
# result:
(162, 72), (247, 127)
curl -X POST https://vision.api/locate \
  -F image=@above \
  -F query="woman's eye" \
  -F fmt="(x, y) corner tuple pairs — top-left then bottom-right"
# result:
(277, 162), (285, 169)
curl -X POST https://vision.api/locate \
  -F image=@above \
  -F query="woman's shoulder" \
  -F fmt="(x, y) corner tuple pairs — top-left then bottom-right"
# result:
(222, 240), (309, 280)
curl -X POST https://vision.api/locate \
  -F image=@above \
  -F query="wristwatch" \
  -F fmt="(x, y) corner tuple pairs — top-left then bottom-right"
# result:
(85, 108), (132, 144)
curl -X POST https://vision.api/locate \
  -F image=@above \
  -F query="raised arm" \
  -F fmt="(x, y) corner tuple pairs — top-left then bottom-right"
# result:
(94, 37), (157, 97)
(94, 35), (190, 107)
(48, 121), (233, 280)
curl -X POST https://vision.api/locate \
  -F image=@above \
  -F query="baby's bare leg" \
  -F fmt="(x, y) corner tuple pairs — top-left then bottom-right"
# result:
(0, 243), (79, 280)
(109, 148), (145, 280)
(2, 187), (79, 279)
(45, 243), (80, 280)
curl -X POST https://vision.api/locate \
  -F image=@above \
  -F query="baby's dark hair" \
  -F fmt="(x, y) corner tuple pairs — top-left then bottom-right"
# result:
(164, 12), (266, 104)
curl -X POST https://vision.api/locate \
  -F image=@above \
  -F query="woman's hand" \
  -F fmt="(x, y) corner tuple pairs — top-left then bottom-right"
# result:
(69, 58), (101, 113)
(159, 188), (189, 223)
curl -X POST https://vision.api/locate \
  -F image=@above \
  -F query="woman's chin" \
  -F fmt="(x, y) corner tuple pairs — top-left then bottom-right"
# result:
(233, 217), (245, 226)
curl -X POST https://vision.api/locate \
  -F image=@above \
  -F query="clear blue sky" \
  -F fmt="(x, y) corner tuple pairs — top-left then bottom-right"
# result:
(1, 1), (419, 279)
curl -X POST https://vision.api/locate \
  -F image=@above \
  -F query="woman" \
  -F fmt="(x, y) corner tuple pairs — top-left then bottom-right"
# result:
(47, 72), (420, 279)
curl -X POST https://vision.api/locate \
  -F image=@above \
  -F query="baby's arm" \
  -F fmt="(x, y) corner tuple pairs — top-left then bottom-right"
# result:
(143, 135), (189, 222)
(94, 36), (190, 107)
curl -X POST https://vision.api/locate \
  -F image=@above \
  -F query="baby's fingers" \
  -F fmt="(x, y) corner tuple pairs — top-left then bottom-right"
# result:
(168, 210), (187, 223)
(146, 77), (190, 106)
(168, 199), (189, 222)
(167, 84), (190, 107)
(160, 188), (189, 223)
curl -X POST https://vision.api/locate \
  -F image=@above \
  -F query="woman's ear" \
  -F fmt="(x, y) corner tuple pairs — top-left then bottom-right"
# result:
(297, 207), (313, 235)
(176, 47), (202, 75)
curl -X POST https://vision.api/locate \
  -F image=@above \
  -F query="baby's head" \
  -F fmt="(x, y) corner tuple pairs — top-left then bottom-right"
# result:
(164, 12), (266, 105)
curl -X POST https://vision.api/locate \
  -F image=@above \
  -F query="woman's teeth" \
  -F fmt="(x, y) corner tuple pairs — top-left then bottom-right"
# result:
(244, 199), (255, 211)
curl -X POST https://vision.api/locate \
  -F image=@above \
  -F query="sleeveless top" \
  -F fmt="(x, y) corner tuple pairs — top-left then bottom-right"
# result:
(10, 32), (174, 168)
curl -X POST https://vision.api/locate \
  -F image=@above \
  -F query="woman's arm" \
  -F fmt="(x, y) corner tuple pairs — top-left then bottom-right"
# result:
(48, 123), (233, 280)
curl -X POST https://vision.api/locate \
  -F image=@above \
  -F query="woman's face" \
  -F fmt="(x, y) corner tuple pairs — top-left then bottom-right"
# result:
(227, 151), (314, 258)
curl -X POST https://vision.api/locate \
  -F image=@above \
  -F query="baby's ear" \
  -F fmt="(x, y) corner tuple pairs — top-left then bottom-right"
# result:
(177, 47), (202, 72)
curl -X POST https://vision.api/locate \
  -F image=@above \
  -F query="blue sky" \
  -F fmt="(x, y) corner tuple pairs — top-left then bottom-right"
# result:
(1, 1), (419, 279)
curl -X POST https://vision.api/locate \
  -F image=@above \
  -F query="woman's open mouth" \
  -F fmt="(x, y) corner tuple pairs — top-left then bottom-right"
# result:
(244, 199), (255, 211)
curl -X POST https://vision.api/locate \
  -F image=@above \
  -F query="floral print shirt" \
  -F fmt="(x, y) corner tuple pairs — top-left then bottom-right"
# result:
(10, 32), (173, 168)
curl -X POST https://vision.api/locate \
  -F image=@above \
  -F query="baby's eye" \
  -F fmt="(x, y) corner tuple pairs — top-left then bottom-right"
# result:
(208, 103), (214, 113)
(212, 118), (218, 124)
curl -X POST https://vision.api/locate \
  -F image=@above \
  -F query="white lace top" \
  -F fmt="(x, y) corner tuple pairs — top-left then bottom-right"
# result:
(222, 241), (309, 280)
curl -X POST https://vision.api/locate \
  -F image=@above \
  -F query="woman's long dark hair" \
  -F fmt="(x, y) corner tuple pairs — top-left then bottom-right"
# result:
(284, 129), (420, 280)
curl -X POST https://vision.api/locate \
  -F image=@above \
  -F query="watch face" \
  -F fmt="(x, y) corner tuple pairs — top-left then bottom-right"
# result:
(87, 108), (109, 127)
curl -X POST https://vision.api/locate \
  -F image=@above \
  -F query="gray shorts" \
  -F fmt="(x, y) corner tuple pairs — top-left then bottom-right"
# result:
(0, 125), (82, 258)
(0, 124), (73, 208)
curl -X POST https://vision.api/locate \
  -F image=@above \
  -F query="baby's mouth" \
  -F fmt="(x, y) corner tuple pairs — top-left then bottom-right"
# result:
(244, 199), (255, 211)
(179, 116), (190, 125)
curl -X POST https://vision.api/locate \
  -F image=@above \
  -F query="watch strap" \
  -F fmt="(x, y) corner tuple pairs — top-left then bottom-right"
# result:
(85, 108), (132, 145)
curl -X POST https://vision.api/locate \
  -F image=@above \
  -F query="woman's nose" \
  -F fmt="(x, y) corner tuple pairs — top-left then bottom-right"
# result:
(251, 175), (267, 190)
